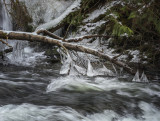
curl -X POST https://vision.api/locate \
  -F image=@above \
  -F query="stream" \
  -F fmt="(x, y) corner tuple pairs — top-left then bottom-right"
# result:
(0, 54), (160, 121)
(0, 0), (160, 121)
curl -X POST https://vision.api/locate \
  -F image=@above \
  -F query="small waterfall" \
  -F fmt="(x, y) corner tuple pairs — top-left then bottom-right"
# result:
(0, 0), (29, 65)
(0, 0), (12, 30)
(0, 0), (12, 51)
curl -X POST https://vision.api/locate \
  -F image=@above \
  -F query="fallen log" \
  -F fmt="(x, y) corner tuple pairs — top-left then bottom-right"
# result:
(0, 30), (136, 74)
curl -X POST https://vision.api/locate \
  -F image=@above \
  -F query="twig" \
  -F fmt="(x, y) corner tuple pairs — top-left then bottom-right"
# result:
(0, 39), (12, 48)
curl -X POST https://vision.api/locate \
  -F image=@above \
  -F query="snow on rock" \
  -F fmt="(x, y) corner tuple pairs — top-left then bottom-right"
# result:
(84, 1), (121, 22)
(36, 0), (81, 30)
(20, 0), (74, 27)
(129, 50), (141, 63)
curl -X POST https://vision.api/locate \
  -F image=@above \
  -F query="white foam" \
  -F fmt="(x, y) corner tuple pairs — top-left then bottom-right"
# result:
(0, 104), (84, 121)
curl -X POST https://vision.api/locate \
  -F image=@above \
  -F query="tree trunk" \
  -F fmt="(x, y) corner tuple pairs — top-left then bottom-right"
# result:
(0, 30), (136, 74)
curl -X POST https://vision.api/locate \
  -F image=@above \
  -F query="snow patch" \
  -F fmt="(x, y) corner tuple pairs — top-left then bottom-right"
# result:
(36, 0), (81, 30)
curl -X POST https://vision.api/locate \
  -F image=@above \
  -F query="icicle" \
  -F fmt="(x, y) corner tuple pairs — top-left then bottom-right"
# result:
(140, 72), (149, 83)
(60, 53), (72, 75)
(132, 70), (141, 82)
(112, 64), (118, 76)
(119, 67), (123, 76)
(87, 59), (94, 77)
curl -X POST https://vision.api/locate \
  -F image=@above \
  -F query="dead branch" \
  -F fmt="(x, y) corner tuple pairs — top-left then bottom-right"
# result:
(66, 35), (111, 42)
(36, 29), (63, 40)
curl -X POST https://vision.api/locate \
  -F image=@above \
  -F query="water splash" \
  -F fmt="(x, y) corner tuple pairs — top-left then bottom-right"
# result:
(46, 76), (103, 92)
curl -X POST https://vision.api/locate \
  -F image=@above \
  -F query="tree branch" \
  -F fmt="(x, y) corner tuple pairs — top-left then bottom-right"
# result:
(36, 29), (63, 40)
(66, 35), (111, 42)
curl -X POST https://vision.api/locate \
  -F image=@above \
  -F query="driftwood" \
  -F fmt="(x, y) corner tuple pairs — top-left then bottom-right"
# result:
(0, 30), (136, 74)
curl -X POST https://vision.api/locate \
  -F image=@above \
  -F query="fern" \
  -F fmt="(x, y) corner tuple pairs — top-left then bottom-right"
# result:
(112, 22), (133, 36)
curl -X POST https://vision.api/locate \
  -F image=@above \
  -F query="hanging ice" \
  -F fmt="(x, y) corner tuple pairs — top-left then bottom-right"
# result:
(96, 65), (115, 76)
(87, 59), (94, 77)
(60, 53), (72, 74)
(112, 64), (118, 76)
(140, 72), (149, 83)
(132, 70), (141, 82)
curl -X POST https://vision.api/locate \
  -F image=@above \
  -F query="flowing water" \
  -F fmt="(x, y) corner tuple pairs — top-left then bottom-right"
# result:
(0, 1), (160, 121)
